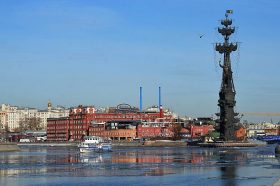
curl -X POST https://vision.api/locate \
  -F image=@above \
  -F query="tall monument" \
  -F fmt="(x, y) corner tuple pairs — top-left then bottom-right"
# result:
(215, 10), (239, 141)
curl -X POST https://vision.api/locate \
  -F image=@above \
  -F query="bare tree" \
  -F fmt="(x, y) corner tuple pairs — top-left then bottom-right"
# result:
(171, 124), (182, 140)
(13, 127), (21, 133)
(19, 118), (27, 132)
(19, 117), (42, 132)
(29, 117), (42, 130)
(4, 125), (9, 132)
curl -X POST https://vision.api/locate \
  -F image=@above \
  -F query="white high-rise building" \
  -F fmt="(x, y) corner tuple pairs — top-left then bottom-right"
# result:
(1, 104), (21, 130)
(0, 111), (7, 129)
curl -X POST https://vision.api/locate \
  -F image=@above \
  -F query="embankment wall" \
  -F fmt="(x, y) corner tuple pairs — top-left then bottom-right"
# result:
(0, 143), (20, 152)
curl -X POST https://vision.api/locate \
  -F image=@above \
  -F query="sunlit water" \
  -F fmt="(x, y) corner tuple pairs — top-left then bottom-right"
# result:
(0, 144), (280, 186)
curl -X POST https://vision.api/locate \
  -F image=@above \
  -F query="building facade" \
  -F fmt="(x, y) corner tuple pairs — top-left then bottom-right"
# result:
(47, 104), (175, 141)
(0, 102), (69, 131)
(247, 122), (280, 137)
(137, 124), (162, 139)
(0, 111), (7, 130)
(189, 125), (214, 138)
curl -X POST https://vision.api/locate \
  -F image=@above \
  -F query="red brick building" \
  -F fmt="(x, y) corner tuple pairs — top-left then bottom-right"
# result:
(137, 125), (162, 138)
(47, 105), (173, 141)
(47, 117), (69, 141)
(89, 122), (137, 141)
(189, 125), (214, 138)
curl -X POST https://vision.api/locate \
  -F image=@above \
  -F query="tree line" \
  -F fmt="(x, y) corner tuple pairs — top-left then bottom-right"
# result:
(16, 117), (43, 132)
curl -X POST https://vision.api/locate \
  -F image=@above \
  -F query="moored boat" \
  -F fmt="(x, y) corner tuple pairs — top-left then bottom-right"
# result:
(78, 136), (112, 153)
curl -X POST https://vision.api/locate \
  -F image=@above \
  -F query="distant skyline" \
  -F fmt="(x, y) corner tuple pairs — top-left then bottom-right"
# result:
(1, 0), (280, 122)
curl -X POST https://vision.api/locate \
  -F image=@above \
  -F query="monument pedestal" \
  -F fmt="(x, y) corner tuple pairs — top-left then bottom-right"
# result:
(198, 141), (263, 148)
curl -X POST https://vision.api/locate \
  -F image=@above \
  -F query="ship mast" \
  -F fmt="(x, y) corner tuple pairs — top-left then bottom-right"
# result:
(215, 10), (239, 141)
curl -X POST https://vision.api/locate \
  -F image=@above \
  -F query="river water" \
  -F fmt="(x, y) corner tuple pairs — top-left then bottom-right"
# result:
(0, 144), (280, 186)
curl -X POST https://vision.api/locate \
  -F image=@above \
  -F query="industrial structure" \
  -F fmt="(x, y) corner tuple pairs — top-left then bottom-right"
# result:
(47, 104), (174, 141)
(215, 10), (240, 141)
(47, 87), (179, 141)
(46, 87), (217, 142)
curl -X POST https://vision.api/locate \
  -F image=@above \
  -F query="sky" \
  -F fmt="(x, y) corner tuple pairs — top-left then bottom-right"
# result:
(0, 0), (280, 122)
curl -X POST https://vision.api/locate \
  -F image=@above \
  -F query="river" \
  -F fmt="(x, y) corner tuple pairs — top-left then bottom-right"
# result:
(0, 144), (280, 186)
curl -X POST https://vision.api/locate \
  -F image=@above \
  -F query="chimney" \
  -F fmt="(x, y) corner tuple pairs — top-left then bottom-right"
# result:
(158, 86), (161, 110)
(159, 86), (164, 118)
(140, 86), (143, 112)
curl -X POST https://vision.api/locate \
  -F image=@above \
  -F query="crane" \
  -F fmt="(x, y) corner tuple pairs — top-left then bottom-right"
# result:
(240, 112), (280, 117)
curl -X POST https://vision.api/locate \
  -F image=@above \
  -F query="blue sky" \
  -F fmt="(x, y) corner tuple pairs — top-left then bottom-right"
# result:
(0, 0), (280, 122)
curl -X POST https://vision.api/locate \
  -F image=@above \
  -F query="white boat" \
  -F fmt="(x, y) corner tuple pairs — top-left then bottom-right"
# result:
(78, 136), (112, 153)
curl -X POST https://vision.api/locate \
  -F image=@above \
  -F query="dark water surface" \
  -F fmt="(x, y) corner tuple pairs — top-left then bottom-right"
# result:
(0, 145), (280, 186)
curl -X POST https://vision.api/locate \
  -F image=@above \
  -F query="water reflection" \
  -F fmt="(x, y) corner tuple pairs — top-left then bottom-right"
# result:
(0, 145), (279, 184)
(219, 150), (239, 186)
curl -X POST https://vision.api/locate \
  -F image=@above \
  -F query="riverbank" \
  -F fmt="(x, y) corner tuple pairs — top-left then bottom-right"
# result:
(17, 142), (78, 147)
(17, 140), (187, 147)
(115, 140), (187, 147)
(0, 143), (21, 152)
(273, 178), (280, 186)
